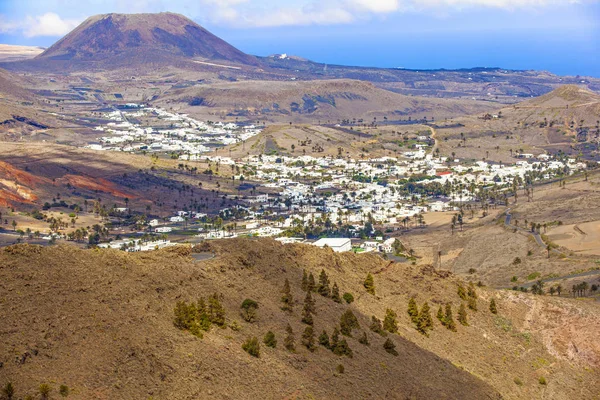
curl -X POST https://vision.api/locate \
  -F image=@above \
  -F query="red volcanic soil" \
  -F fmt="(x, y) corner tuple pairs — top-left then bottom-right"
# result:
(0, 189), (35, 207)
(58, 174), (137, 199)
(0, 161), (50, 187)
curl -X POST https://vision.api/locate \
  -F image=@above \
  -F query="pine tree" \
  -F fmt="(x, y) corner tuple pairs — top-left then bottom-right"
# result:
(407, 297), (419, 324)
(208, 293), (226, 326)
(331, 326), (340, 349)
(196, 298), (211, 331)
(458, 303), (469, 326)
(284, 324), (296, 352)
(331, 282), (342, 303)
(457, 284), (467, 300)
(301, 269), (308, 291)
(468, 297), (478, 312)
(383, 308), (398, 333)
(364, 273), (375, 295)
(302, 291), (315, 325)
(383, 338), (398, 356)
(302, 326), (316, 351)
(467, 282), (477, 299)
(318, 330), (330, 348)
(281, 278), (294, 312)
(307, 272), (316, 292)
(263, 331), (277, 348)
(437, 305), (444, 323)
(358, 331), (370, 345)
(2, 382), (15, 400)
(489, 298), (498, 314)
(370, 315), (386, 336)
(333, 338), (353, 358)
(444, 303), (457, 331)
(317, 269), (331, 297)
(173, 301), (195, 330)
(416, 302), (434, 335)
(340, 309), (360, 336)
(242, 336), (260, 357)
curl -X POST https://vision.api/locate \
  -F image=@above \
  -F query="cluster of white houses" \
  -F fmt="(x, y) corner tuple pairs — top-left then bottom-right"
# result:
(81, 109), (590, 252)
(86, 106), (261, 154)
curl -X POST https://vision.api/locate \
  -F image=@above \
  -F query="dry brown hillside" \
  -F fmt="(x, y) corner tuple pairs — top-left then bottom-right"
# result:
(158, 79), (497, 123)
(1, 239), (598, 399)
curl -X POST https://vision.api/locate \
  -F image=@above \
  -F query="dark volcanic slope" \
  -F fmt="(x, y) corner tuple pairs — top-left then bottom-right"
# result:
(37, 12), (258, 66)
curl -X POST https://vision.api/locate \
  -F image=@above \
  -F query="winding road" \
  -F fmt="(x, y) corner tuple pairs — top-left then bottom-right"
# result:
(503, 209), (600, 290)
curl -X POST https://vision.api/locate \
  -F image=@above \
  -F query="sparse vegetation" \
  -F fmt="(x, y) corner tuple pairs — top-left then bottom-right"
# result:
(39, 384), (51, 400)
(2, 383), (15, 400)
(284, 324), (296, 352)
(240, 298), (259, 322)
(281, 279), (293, 312)
(383, 338), (398, 356)
(242, 336), (260, 357)
(407, 297), (419, 323)
(489, 299), (498, 314)
(383, 308), (398, 333)
(363, 273), (375, 295)
(340, 309), (360, 336)
(458, 303), (469, 326)
(302, 290), (316, 325)
(263, 331), (277, 348)
(416, 302), (434, 335)
(302, 326), (316, 351)
(342, 292), (354, 304)
(59, 384), (69, 397)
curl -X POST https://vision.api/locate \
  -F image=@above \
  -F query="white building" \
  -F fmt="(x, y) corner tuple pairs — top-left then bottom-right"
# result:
(312, 238), (352, 253)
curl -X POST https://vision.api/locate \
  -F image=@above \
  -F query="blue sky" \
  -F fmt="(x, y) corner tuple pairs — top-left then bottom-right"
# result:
(0, 0), (598, 76)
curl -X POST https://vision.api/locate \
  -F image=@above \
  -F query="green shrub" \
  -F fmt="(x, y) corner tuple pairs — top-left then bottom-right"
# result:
(263, 331), (277, 348)
(240, 299), (259, 322)
(527, 272), (541, 280)
(336, 364), (345, 374)
(59, 384), (69, 397)
(538, 376), (547, 385)
(242, 337), (260, 357)
(229, 320), (241, 331)
(514, 377), (523, 386)
(39, 384), (51, 400)
(342, 292), (354, 304)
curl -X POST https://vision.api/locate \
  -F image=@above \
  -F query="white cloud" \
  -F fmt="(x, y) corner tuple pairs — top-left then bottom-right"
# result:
(0, 0), (595, 35)
(198, 0), (593, 27)
(0, 12), (82, 37)
(347, 0), (401, 13)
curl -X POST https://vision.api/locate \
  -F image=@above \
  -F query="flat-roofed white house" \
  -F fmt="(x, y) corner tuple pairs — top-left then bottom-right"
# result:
(312, 238), (352, 253)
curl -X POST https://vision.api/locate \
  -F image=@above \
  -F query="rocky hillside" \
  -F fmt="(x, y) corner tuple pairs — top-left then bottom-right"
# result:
(0, 238), (598, 399)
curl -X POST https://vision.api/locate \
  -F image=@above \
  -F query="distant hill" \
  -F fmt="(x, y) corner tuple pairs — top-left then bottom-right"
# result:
(0, 45), (44, 62)
(36, 12), (259, 66)
(159, 78), (497, 122)
(501, 85), (600, 126)
(521, 85), (600, 108)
